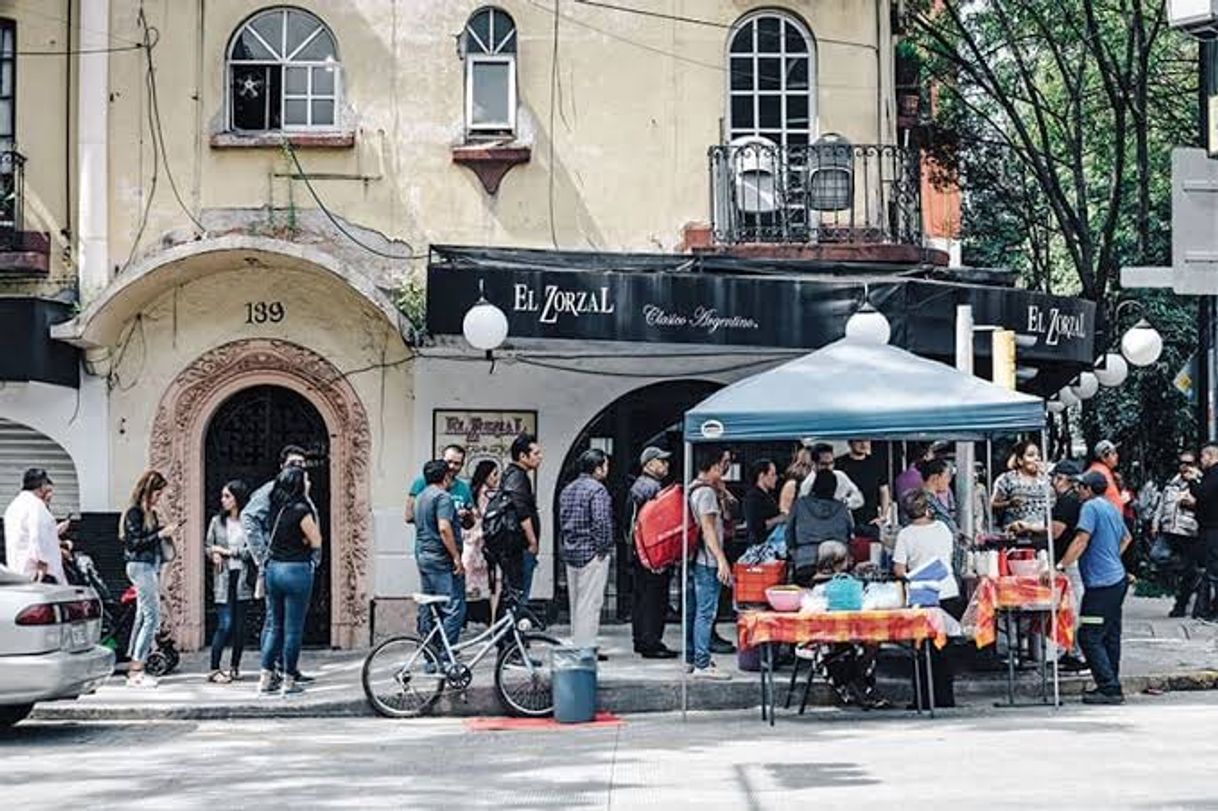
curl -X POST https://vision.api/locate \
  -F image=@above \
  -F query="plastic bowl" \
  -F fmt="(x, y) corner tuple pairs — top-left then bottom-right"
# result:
(765, 586), (803, 612)
(1008, 559), (1041, 578)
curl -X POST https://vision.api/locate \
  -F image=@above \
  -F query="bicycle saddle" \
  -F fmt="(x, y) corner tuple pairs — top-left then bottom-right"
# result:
(412, 593), (451, 605)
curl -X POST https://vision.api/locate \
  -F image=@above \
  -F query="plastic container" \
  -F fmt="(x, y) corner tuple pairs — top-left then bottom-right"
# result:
(552, 647), (598, 724)
(733, 560), (788, 604)
(765, 585), (803, 612)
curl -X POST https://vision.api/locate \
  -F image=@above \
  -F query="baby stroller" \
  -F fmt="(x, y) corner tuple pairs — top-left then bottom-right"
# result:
(66, 551), (181, 677)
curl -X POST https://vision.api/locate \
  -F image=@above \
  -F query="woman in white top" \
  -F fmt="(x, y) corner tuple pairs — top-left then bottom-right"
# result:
(893, 490), (961, 708)
(205, 480), (255, 683)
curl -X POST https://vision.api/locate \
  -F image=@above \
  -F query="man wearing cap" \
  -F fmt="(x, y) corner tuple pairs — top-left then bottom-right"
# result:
(1049, 460), (1088, 672)
(1057, 469), (1133, 704)
(1088, 440), (1124, 514)
(628, 446), (678, 659)
(3, 468), (66, 584)
(1188, 444), (1218, 620)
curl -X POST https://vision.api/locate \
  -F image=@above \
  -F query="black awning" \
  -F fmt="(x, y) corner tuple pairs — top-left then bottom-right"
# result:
(426, 246), (1094, 397)
(0, 298), (80, 388)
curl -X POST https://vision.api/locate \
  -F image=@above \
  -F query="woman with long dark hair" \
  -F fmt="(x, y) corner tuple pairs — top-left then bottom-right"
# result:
(205, 479), (253, 683)
(120, 469), (179, 688)
(257, 466), (323, 697)
(464, 460), (501, 625)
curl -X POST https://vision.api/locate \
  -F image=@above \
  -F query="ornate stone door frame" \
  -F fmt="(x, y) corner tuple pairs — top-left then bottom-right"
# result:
(150, 339), (371, 650)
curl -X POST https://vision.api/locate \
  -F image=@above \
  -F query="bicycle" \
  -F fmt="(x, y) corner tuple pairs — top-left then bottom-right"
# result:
(361, 589), (561, 718)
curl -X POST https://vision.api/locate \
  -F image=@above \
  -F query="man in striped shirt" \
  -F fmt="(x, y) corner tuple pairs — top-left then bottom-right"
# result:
(559, 449), (614, 657)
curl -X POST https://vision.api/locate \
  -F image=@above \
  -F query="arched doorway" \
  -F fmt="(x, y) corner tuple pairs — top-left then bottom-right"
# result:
(150, 339), (371, 650)
(203, 385), (331, 647)
(553, 380), (722, 623)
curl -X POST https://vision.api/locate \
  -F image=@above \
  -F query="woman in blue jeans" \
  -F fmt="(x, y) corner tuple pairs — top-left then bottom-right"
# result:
(120, 470), (180, 688)
(257, 466), (322, 697)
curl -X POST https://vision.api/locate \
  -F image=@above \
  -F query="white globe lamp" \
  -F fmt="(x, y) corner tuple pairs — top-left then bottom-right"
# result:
(1120, 319), (1163, 367)
(844, 302), (891, 345)
(1046, 399), (1066, 414)
(1094, 353), (1128, 388)
(1070, 371), (1099, 400)
(462, 281), (509, 359)
(1058, 386), (1080, 408)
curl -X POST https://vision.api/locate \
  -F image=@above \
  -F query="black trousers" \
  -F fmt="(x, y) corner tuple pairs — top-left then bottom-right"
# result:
(210, 570), (248, 671)
(631, 560), (671, 652)
(1197, 528), (1218, 619)
(1078, 579), (1127, 695)
(912, 596), (965, 709)
(1166, 534), (1205, 614)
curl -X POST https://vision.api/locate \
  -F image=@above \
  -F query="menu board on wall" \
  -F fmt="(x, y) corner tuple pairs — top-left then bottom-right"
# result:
(432, 409), (538, 477)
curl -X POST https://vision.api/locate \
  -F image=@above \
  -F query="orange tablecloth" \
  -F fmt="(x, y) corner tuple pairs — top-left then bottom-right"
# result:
(738, 608), (950, 651)
(964, 575), (1075, 650)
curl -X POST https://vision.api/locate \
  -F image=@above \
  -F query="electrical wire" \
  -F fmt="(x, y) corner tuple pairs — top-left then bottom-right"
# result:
(122, 10), (160, 271)
(16, 44), (143, 56)
(572, 0), (726, 28)
(283, 142), (424, 261)
(547, 0), (561, 248)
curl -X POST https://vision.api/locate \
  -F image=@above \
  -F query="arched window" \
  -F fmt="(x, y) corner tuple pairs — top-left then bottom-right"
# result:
(726, 12), (815, 148)
(227, 7), (340, 132)
(463, 7), (517, 136)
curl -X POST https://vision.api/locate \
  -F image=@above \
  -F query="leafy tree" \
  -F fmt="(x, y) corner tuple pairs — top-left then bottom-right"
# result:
(909, 0), (1201, 482)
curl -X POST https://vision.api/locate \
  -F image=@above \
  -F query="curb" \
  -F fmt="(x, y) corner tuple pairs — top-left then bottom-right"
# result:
(30, 669), (1218, 722)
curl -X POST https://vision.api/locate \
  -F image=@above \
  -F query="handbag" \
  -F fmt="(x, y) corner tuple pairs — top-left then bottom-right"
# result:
(824, 573), (864, 612)
(253, 507), (286, 600)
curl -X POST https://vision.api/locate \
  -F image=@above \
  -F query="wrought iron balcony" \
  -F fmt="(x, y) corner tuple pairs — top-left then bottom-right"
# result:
(0, 149), (24, 247)
(709, 139), (922, 248)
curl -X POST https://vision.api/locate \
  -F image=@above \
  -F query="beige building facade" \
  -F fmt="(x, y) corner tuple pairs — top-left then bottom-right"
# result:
(2, 0), (916, 649)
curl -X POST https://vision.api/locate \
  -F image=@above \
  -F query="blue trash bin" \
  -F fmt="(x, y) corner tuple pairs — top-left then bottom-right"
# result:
(552, 646), (598, 723)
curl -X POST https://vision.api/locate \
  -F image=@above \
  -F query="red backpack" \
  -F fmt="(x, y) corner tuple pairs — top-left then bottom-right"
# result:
(633, 484), (706, 572)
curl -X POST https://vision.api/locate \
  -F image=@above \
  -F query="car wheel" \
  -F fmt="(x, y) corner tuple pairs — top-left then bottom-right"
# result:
(0, 704), (34, 728)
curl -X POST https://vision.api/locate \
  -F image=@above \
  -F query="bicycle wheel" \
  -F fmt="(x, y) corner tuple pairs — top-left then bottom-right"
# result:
(362, 635), (445, 718)
(494, 632), (561, 717)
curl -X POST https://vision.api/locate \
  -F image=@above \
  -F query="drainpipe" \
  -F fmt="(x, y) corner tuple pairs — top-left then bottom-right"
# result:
(75, 0), (112, 512)
(77, 0), (110, 303)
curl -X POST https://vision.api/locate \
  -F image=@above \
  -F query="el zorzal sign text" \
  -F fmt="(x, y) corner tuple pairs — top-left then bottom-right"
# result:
(426, 265), (1096, 363)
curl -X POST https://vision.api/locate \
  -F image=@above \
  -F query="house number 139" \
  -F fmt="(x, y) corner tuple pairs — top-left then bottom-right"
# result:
(245, 301), (285, 324)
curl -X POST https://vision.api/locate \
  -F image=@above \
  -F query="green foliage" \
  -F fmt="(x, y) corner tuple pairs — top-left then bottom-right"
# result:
(395, 274), (427, 341)
(911, 0), (1203, 482)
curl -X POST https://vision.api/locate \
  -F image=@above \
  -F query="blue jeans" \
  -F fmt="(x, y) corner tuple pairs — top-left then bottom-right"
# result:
(685, 563), (721, 669)
(211, 571), (249, 671)
(260, 561), (314, 675)
(1078, 579), (1127, 696)
(418, 563), (467, 647)
(125, 562), (160, 663)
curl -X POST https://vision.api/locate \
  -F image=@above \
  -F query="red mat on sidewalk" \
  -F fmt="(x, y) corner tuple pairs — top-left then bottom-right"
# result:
(463, 712), (625, 732)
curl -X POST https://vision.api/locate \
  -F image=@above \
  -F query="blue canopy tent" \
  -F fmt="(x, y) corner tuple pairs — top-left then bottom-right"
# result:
(677, 338), (1058, 716)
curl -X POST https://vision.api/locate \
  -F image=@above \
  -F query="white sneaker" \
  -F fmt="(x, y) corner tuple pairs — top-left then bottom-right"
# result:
(126, 672), (159, 688)
(692, 664), (731, 681)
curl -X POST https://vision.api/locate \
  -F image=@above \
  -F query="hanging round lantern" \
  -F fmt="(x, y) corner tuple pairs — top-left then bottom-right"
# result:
(1071, 371), (1099, 400)
(844, 302), (891, 345)
(1094, 353), (1129, 388)
(1120, 319), (1163, 368)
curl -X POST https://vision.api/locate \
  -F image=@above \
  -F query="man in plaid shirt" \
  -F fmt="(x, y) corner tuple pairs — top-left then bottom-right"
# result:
(559, 448), (614, 656)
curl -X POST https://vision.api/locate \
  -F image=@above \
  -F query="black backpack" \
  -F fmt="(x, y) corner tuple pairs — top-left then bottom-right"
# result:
(482, 489), (522, 559)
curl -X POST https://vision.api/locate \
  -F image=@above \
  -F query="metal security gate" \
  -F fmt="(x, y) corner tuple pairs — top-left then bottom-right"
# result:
(0, 416), (80, 521)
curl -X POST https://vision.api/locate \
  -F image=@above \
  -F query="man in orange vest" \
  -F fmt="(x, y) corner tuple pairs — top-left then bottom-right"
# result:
(1087, 440), (1124, 514)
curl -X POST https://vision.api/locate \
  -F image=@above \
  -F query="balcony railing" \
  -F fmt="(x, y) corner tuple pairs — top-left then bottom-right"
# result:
(709, 140), (922, 247)
(0, 149), (24, 247)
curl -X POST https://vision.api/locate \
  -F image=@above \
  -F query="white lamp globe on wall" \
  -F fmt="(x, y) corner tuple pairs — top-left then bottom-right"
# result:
(1120, 319), (1163, 367)
(844, 302), (891, 345)
(1058, 386), (1080, 408)
(1071, 371), (1100, 400)
(462, 280), (509, 358)
(1094, 353), (1129, 388)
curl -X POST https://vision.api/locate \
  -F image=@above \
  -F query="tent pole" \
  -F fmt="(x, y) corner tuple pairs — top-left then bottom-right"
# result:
(681, 440), (692, 720)
(1042, 428), (1061, 708)
(985, 439), (994, 533)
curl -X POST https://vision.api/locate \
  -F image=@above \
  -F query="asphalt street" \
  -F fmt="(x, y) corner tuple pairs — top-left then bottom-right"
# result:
(7, 691), (1218, 810)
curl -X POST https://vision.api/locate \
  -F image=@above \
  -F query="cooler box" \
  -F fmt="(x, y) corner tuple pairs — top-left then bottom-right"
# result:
(732, 560), (787, 605)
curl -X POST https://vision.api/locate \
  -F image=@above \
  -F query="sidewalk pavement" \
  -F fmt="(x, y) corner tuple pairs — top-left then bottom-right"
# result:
(31, 595), (1218, 721)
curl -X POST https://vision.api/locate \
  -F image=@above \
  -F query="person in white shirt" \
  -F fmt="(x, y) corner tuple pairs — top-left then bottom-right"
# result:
(798, 443), (864, 511)
(3, 468), (67, 584)
(893, 489), (961, 709)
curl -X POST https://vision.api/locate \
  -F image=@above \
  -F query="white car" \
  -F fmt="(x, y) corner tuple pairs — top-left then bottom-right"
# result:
(0, 565), (114, 727)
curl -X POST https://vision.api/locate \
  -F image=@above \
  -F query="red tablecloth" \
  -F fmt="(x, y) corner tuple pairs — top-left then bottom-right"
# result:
(964, 575), (1075, 650)
(738, 608), (950, 651)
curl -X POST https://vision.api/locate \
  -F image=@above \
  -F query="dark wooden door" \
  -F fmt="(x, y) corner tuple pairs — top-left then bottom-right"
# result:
(204, 385), (331, 647)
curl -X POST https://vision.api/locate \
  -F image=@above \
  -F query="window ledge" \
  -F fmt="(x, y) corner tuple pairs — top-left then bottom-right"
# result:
(210, 131), (356, 150)
(451, 144), (531, 195)
(0, 232), (50, 275)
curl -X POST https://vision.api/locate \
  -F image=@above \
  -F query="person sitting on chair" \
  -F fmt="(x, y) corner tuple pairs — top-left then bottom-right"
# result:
(787, 470), (854, 586)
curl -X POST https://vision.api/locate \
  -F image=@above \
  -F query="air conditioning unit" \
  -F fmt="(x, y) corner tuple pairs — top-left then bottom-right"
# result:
(1168, 0), (1218, 37)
